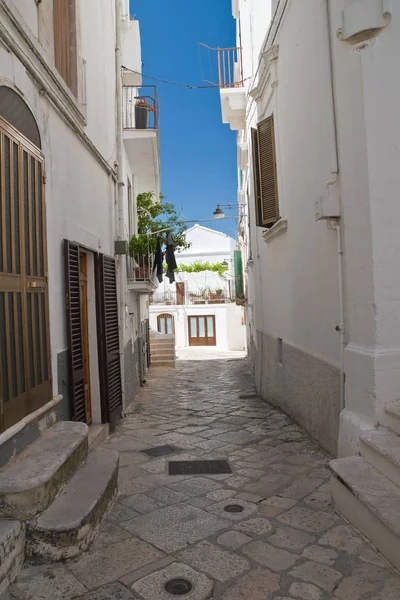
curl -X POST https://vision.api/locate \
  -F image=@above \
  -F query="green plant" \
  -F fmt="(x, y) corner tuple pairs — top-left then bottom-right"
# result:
(215, 287), (224, 295)
(176, 261), (228, 278)
(128, 234), (156, 261)
(136, 192), (189, 252)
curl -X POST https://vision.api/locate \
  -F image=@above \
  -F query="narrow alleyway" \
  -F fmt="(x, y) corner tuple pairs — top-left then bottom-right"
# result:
(5, 359), (400, 600)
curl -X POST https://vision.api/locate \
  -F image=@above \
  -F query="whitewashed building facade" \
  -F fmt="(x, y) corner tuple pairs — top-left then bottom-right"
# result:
(150, 225), (246, 352)
(0, 0), (159, 454)
(220, 0), (400, 568)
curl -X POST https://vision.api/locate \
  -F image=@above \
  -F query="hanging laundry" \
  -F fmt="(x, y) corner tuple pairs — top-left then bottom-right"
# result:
(165, 231), (177, 283)
(153, 235), (164, 283)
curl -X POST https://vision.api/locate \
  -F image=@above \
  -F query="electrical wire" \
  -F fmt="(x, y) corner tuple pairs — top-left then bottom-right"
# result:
(122, 66), (250, 90)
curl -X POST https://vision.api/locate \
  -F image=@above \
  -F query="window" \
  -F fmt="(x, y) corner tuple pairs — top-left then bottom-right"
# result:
(157, 314), (174, 335)
(53, 0), (78, 95)
(251, 115), (280, 228)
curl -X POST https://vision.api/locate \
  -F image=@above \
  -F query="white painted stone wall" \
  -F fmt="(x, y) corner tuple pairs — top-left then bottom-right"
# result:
(234, 0), (400, 455)
(150, 225), (245, 351)
(0, 0), (150, 408)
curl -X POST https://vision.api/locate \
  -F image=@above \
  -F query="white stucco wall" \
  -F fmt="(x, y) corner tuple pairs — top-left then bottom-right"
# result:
(150, 303), (245, 351)
(150, 225), (245, 350)
(240, 0), (340, 366)
(0, 0), (146, 402)
(236, 0), (400, 455)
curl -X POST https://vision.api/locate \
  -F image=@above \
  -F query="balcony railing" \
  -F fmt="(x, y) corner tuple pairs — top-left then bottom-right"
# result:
(150, 290), (236, 306)
(127, 252), (155, 283)
(199, 45), (244, 89)
(123, 85), (159, 130)
(218, 46), (243, 88)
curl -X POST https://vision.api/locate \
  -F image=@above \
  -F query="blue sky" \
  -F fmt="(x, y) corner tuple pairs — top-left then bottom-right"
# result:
(130, 0), (238, 238)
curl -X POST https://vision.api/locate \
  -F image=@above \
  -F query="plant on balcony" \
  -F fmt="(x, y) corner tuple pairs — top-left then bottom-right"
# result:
(129, 234), (156, 280)
(136, 192), (189, 252)
(135, 99), (155, 112)
(209, 287), (225, 303)
(135, 99), (155, 129)
(129, 192), (189, 280)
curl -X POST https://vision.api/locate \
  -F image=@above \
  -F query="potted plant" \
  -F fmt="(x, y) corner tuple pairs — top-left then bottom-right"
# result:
(135, 99), (155, 129)
(191, 288), (207, 304)
(129, 234), (155, 279)
(209, 287), (225, 303)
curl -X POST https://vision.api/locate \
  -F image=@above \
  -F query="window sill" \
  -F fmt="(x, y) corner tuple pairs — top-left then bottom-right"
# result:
(263, 219), (288, 243)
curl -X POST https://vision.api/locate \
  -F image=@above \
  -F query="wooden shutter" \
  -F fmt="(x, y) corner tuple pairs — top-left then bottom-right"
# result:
(64, 240), (86, 422)
(251, 128), (262, 227)
(257, 115), (280, 227)
(97, 254), (122, 426)
(53, 0), (78, 96)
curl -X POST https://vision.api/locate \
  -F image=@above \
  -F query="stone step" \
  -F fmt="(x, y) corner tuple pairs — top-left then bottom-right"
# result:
(0, 520), (25, 596)
(384, 404), (400, 435)
(151, 359), (176, 368)
(88, 423), (109, 451)
(360, 427), (400, 488)
(27, 447), (119, 563)
(151, 350), (175, 358)
(151, 341), (175, 348)
(330, 456), (400, 571)
(0, 421), (88, 520)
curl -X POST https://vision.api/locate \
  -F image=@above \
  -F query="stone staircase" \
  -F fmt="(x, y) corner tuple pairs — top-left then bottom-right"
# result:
(150, 332), (176, 368)
(0, 419), (119, 593)
(330, 405), (400, 571)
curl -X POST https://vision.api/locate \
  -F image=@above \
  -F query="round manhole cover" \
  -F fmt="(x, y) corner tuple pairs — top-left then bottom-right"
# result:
(165, 578), (193, 596)
(224, 504), (244, 513)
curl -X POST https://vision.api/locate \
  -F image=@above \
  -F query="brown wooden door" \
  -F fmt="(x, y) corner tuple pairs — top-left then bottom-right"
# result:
(0, 118), (51, 433)
(176, 282), (185, 305)
(96, 254), (122, 427)
(79, 253), (92, 424)
(188, 315), (216, 346)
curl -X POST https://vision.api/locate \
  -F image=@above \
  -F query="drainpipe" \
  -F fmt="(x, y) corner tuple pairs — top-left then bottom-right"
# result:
(325, 0), (346, 412)
(115, 0), (126, 412)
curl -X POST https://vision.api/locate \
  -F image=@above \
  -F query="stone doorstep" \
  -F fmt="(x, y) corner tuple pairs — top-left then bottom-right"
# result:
(384, 404), (400, 435)
(26, 447), (119, 563)
(330, 455), (400, 571)
(360, 427), (400, 488)
(88, 424), (109, 452)
(0, 422), (89, 520)
(0, 520), (25, 596)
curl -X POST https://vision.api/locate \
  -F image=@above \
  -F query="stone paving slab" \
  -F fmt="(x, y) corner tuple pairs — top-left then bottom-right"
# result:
(5, 358), (400, 600)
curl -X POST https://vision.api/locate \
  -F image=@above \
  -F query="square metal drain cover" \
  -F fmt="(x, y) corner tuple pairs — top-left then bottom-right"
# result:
(141, 445), (181, 458)
(168, 460), (232, 476)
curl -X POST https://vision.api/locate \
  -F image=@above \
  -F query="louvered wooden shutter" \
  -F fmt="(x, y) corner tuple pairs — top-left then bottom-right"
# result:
(64, 240), (86, 422)
(257, 115), (280, 226)
(53, 0), (78, 95)
(97, 254), (122, 426)
(251, 128), (262, 227)
(54, 0), (71, 87)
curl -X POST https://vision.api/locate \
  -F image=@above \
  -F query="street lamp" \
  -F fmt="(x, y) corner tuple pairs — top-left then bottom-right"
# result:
(213, 205), (225, 220)
(213, 203), (246, 220)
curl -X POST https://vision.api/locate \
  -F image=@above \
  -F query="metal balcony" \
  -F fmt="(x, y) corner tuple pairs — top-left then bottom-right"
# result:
(123, 85), (160, 195)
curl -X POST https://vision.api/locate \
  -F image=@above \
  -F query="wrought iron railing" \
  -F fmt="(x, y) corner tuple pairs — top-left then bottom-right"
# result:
(199, 45), (244, 89)
(123, 85), (159, 130)
(127, 252), (155, 283)
(150, 291), (235, 306)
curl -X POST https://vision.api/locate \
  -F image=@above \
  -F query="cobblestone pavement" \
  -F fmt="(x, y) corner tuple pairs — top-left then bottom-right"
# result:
(5, 359), (400, 599)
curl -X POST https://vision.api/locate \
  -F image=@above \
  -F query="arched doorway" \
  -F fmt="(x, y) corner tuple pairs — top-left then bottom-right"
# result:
(157, 313), (175, 335)
(0, 87), (51, 433)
